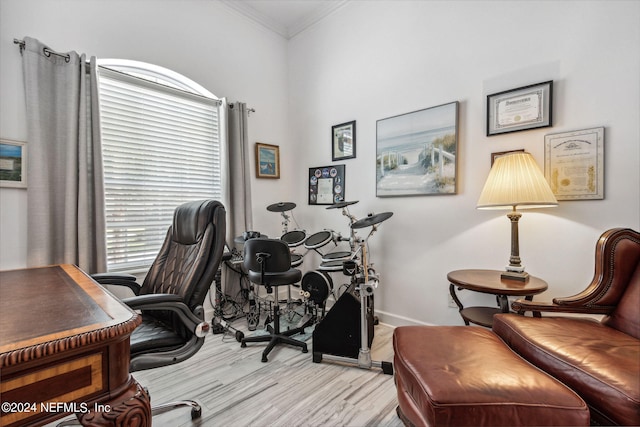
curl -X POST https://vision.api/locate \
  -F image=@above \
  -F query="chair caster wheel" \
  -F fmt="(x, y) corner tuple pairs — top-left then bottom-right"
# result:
(302, 347), (308, 353)
(235, 331), (244, 342)
(191, 406), (202, 419)
(261, 356), (268, 362)
(241, 341), (247, 348)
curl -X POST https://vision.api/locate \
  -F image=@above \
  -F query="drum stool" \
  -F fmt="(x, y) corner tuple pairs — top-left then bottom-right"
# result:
(393, 326), (589, 427)
(241, 238), (309, 362)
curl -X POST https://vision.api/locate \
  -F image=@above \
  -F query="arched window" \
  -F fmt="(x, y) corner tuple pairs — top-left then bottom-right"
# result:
(97, 60), (224, 271)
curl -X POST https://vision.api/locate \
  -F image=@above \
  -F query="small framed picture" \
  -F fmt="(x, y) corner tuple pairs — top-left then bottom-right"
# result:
(255, 142), (280, 179)
(487, 81), (553, 136)
(0, 139), (27, 188)
(544, 127), (604, 200)
(332, 120), (356, 161)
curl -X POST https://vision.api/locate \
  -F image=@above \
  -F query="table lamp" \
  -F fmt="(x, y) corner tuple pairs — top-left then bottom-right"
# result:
(477, 151), (558, 281)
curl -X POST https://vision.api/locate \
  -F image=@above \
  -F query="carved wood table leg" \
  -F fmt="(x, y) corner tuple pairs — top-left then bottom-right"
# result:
(77, 377), (151, 427)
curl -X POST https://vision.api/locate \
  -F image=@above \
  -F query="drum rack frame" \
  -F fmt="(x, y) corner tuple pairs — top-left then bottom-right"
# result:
(311, 229), (393, 375)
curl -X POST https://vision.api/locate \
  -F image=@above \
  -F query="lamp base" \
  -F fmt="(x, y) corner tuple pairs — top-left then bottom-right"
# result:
(501, 270), (529, 282)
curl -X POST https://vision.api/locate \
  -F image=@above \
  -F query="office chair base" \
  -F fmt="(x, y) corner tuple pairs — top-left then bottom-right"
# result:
(152, 399), (202, 419)
(56, 400), (202, 426)
(241, 323), (308, 362)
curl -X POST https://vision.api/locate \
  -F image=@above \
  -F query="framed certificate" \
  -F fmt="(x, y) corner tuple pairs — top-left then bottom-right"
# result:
(487, 81), (553, 136)
(544, 127), (604, 200)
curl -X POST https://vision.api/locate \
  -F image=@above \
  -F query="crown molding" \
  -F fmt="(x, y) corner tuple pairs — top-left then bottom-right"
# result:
(219, 0), (288, 38)
(287, 1), (348, 38)
(219, 0), (348, 39)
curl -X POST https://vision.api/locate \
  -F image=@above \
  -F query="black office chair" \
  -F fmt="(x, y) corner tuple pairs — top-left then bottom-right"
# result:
(240, 238), (309, 362)
(92, 199), (226, 420)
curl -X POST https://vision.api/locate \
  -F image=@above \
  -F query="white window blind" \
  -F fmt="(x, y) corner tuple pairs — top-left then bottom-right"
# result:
(98, 66), (223, 272)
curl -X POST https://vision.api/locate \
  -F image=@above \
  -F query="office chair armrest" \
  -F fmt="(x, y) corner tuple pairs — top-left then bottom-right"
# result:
(92, 272), (141, 295)
(122, 294), (209, 337)
(511, 298), (612, 316)
(122, 293), (182, 307)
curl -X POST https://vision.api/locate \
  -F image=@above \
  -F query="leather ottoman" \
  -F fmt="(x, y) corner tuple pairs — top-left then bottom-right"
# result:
(393, 326), (590, 426)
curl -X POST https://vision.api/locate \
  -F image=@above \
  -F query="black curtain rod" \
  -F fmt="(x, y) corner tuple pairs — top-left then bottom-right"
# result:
(15, 38), (241, 104)
(14, 38), (71, 63)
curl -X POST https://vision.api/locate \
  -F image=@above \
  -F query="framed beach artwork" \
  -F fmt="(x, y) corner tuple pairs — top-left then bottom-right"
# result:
(0, 139), (27, 188)
(255, 143), (280, 179)
(376, 102), (459, 197)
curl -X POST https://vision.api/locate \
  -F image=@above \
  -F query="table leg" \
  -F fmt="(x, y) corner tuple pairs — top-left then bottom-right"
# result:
(449, 284), (468, 325)
(497, 295), (509, 313)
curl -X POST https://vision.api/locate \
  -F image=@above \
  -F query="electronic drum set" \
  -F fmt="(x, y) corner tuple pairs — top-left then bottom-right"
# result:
(223, 200), (393, 373)
(265, 200), (394, 374)
(266, 201), (392, 319)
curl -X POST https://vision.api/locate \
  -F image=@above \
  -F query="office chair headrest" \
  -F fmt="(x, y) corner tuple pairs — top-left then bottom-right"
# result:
(172, 199), (221, 245)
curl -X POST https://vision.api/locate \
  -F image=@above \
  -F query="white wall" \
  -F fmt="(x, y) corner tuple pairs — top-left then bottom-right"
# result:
(1, 0), (639, 327)
(0, 0), (294, 269)
(287, 0), (640, 326)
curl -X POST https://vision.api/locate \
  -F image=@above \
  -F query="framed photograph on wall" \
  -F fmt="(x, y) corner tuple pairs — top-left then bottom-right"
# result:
(376, 101), (459, 197)
(332, 120), (356, 161)
(487, 81), (553, 136)
(544, 127), (604, 200)
(255, 142), (280, 179)
(309, 164), (345, 205)
(0, 139), (27, 188)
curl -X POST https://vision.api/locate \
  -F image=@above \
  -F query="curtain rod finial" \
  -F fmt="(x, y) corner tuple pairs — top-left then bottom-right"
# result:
(14, 38), (26, 52)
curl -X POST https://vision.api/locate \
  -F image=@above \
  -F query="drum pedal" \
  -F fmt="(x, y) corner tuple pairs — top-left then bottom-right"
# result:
(212, 321), (226, 334)
(212, 318), (245, 342)
(296, 313), (314, 329)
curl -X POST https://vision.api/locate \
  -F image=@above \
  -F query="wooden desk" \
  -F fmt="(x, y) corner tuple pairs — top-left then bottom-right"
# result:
(0, 264), (150, 427)
(448, 269), (548, 327)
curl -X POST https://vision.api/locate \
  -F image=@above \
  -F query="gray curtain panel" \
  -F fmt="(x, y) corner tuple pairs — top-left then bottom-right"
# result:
(21, 37), (106, 273)
(227, 102), (253, 240)
(223, 102), (253, 307)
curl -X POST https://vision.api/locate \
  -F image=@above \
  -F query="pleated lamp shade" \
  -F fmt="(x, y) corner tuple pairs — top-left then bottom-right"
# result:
(477, 152), (558, 210)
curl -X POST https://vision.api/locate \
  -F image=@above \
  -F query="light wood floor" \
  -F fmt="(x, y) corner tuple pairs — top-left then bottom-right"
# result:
(132, 315), (402, 427)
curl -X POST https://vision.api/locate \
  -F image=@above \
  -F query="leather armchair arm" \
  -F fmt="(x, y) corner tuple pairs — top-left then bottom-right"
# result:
(122, 294), (209, 337)
(92, 272), (141, 295)
(511, 298), (612, 316)
(513, 229), (640, 316)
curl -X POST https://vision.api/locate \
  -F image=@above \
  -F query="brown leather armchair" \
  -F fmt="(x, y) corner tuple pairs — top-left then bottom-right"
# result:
(494, 228), (640, 425)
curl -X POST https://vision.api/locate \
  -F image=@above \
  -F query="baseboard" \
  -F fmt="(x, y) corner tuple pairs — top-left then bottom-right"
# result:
(206, 306), (435, 329)
(374, 310), (436, 328)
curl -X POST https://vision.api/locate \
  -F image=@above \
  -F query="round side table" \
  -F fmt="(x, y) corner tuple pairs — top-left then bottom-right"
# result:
(447, 269), (548, 327)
